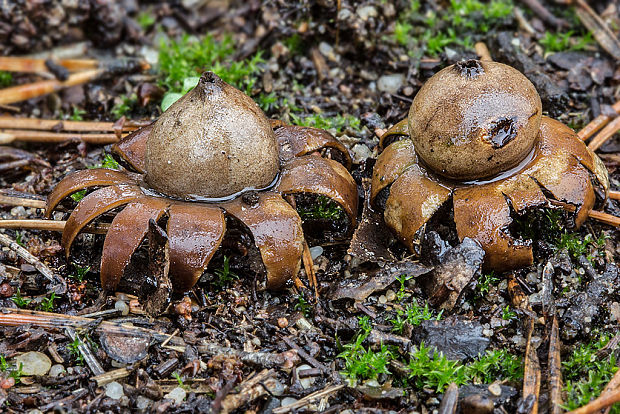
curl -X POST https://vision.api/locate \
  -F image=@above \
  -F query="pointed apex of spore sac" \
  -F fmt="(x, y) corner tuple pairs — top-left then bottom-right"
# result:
(455, 59), (484, 79)
(196, 71), (224, 100)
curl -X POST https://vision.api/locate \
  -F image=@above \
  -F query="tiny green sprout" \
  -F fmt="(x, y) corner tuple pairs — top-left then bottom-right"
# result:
(214, 255), (239, 288)
(339, 316), (393, 381)
(0, 355), (8, 371)
(9, 363), (24, 384)
(68, 337), (85, 365)
(294, 294), (310, 317)
(477, 272), (499, 296)
(136, 10), (156, 30)
(11, 288), (32, 308)
(395, 273), (413, 301)
(390, 301), (440, 333)
(0, 71), (13, 88)
(14, 231), (25, 247)
(70, 189), (87, 202)
(71, 263), (91, 283)
(290, 113), (362, 134)
(501, 305), (516, 321)
(172, 371), (190, 391)
(111, 94), (137, 119)
(69, 106), (86, 121)
(38, 292), (57, 312)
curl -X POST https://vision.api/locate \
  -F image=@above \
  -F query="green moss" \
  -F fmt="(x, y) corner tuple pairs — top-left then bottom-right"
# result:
(563, 333), (619, 412)
(290, 113), (361, 134)
(0, 71), (12, 88)
(298, 195), (345, 221)
(158, 34), (264, 110)
(539, 31), (595, 54)
(393, 0), (513, 56)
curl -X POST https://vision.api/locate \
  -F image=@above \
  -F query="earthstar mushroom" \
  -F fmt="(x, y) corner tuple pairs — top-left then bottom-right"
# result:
(46, 72), (358, 292)
(371, 59), (609, 271)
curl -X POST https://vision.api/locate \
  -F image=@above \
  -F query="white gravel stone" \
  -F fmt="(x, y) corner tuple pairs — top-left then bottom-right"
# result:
(105, 381), (124, 400)
(135, 396), (152, 411)
(357, 5), (378, 20)
(48, 364), (65, 378)
(165, 387), (187, 404)
(351, 144), (373, 163)
(115, 300), (129, 316)
(281, 397), (298, 407)
(377, 74), (405, 94)
(15, 351), (51, 376)
(378, 295), (387, 304)
(309, 246), (324, 260)
(296, 364), (316, 389)
(488, 383), (502, 396)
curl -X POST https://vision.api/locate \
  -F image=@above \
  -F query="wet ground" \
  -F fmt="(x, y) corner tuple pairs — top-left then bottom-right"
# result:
(0, 0), (619, 413)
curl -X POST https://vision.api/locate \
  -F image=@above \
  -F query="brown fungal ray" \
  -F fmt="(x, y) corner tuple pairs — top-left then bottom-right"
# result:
(370, 139), (418, 204)
(274, 125), (352, 169)
(496, 173), (548, 213)
(383, 165), (452, 252)
(223, 193), (304, 289)
(379, 118), (409, 149)
(277, 155), (358, 227)
(167, 203), (226, 292)
(61, 185), (144, 257)
(111, 123), (152, 173)
(45, 169), (137, 218)
(453, 185), (533, 271)
(522, 118), (598, 227)
(100, 197), (169, 290)
(537, 117), (609, 203)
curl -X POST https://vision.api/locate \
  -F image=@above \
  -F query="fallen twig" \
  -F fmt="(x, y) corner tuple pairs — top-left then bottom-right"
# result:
(578, 100), (620, 142)
(218, 369), (278, 414)
(273, 384), (346, 414)
(474, 42), (493, 61)
(0, 129), (124, 145)
(574, 0), (620, 60)
(197, 339), (299, 369)
(0, 116), (145, 132)
(586, 116), (620, 151)
(0, 219), (109, 234)
(65, 327), (104, 376)
(548, 316), (563, 414)
(0, 57), (99, 74)
(568, 382), (620, 414)
(92, 367), (131, 387)
(0, 194), (46, 209)
(523, 318), (541, 414)
(0, 232), (64, 289)
(0, 308), (186, 347)
(517, 0), (568, 28)
(282, 336), (329, 373)
(437, 383), (459, 414)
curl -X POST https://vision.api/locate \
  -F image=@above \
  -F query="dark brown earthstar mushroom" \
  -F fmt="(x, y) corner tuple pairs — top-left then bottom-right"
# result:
(45, 72), (358, 293)
(371, 60), (609, 271)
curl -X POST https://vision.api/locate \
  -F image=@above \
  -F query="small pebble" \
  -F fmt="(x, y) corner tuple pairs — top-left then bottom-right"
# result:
(15, 351), (51, 376)
(385, 289), (396, 302)
(115, 300), (129, 316)
(309, 246), (323, 260)
(277, 317), (289, 328)
(281, 397), (298, 407)
(378, 295), (387, 304)
(48, 364), (65, 378)
(296, 317), (313, 331)
(165, 387), (186, 405)
(105, 381), (124, 400)
(488, 382), (502, 396)
(135, 396), (153, 411)
(351, 144), (373, 163)
(377, 74), (405, 94)
(357, 5), (378, 20)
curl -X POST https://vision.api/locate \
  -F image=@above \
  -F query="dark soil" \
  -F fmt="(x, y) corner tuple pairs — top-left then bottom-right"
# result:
(0, 0), (619, 413)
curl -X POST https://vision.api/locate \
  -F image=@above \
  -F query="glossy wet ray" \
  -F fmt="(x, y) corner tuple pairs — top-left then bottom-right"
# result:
(223, 193), (304, 289)
(453, 185), (534, 271)
(383, 164), (452, 252)
(277, 155), (358, 227)
(167, 203), (226, 292)
(379, 118), (409, 149)
(100, 197), (169, 290)
(45, 169), (137, 218)
(371, 139), (418, 204)
(274, 125), (352, 169)
(62, 185), (144, 257)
